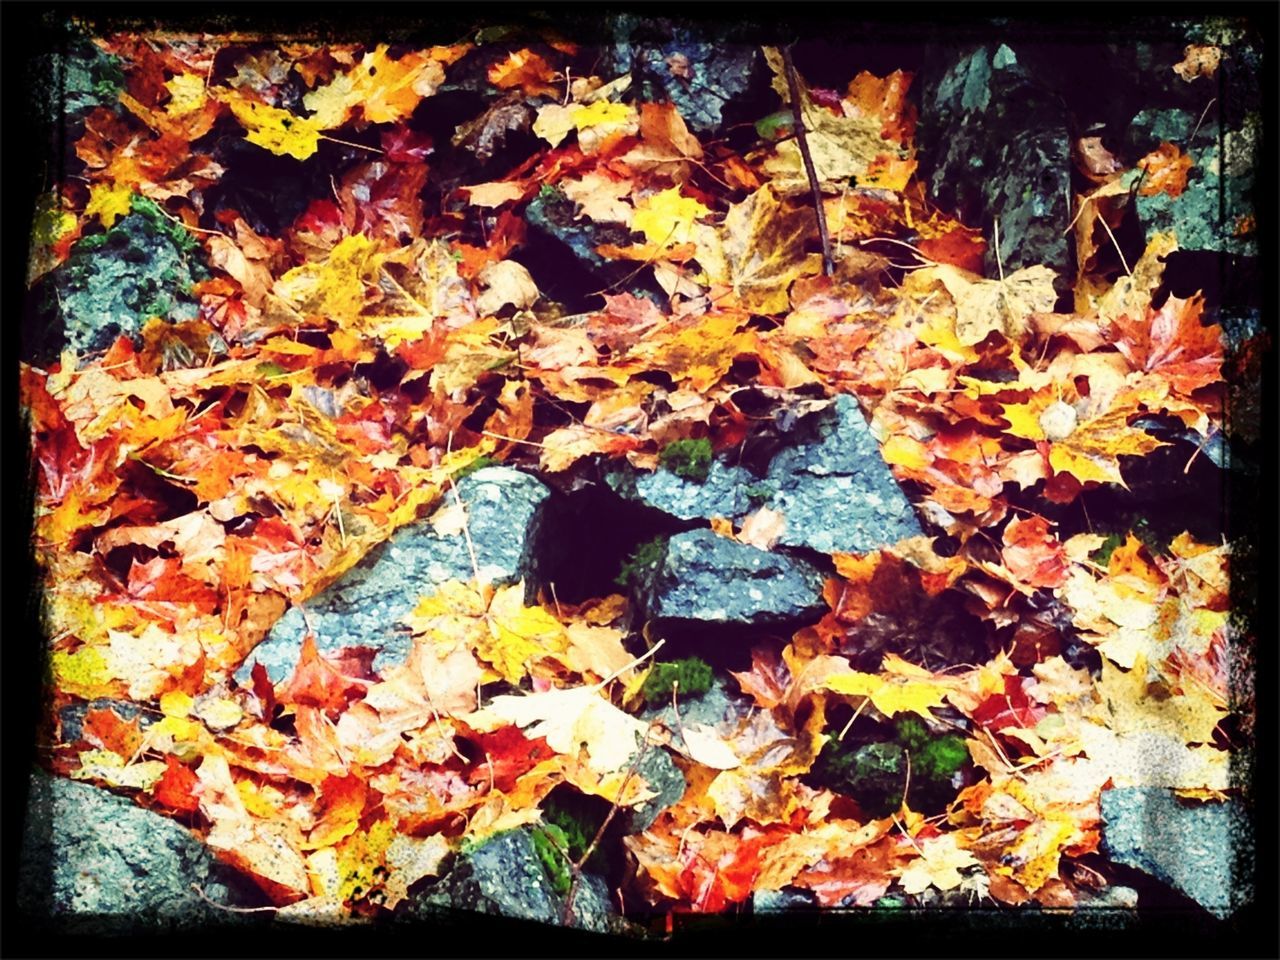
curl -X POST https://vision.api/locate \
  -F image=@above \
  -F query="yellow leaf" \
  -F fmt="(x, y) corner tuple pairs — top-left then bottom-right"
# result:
(897, 833), (980, 895)
(820, 656), (950, 720)
(164, 73), (207, 116)
(84, 182), (134, 228)
(71, 750), (166, 790)
(51, 647), (116, 700)
(881, 434), (931, 470)
(193, 697), (244, 731)
(303, 45), (445, 128)
(225, 97), (324, 160)
(631, 187), (711, 248)
(532, 103), (575, 147)
(481, 582), (568, 684)
(1097, 653), (1226, 745)
(272, 234), (381, 323)
(160, 690), (195, 718)
(760, 47), (896, 191)
(703, 184), (821, 314)
(923, 263), (1060, 346)
(571, 99), (634, 132)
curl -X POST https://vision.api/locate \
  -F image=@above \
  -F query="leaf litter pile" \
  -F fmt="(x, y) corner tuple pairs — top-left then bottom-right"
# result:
(19, 24), (1254, 931)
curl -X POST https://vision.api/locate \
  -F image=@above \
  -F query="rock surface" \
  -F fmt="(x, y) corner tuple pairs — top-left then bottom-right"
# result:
(621, 746), (688, 836)
(609, 395), (922, 555)
(917, 43), (1072, 281)
(28, 196), (208, 362)
(633, 529), (825, 627)
(603, 14), (760, 134)
(1101, 786), (1251, 919)
(404, 826), (617, 934)
(236, 467), (551, 684)
(18, 769), (263, 932)
(1128, 109), (1257, 256)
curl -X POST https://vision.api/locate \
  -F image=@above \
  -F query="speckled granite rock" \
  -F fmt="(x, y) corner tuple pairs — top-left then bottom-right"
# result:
(18, 769), (262, 933)
(633, 529), (825, 627)
(236, 467), (551, 684)
(609, 395), (922, 555)
(403, 826), (618, 934)
(1101, 786), (1252, 919)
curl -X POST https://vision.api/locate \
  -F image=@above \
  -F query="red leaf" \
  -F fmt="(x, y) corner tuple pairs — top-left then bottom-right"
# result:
(154, 755), (201, 812)
(277, 634), (369, 712)
(1000, 515), (1068, 589)
(970, 675), (1046, 733)
(461, 725), (554, 793)
(251, 661), (277, 720)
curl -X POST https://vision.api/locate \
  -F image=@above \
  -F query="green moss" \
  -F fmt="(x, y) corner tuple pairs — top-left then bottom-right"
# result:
(641, 657), (713, 707)
(812, 719), (971, 817)
(658, 438), (713, 483)
(614, 535), (668, 589)
(451, 455), (499, 482)
(530, 823), (573, 896)
(743, 482), (776, 507)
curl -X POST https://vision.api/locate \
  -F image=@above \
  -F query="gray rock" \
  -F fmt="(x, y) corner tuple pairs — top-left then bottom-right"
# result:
(764, 395), (923, 554)
(1132, 118), (1258, 257)
(752, 887), (816, 913)
(620, 746), (687, 835)
(236, 467), (551, 684)
(18, 769), (262, 933)
(611, 395), (921, 556)
(404, 826), (618, 934)
(28, 197), (209, 363)
(603, 15), (760, 134)
(917, 43), (1071, 279)
(1101, 786), (1252, 919)
(607, 457), (760, 522)
(633, 529), (825, 627)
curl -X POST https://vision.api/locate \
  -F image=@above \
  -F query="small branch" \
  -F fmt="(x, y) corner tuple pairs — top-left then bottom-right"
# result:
(190, 883), (279, 914)
(781, 45), (834, 277)
(561, 718), (660, 927)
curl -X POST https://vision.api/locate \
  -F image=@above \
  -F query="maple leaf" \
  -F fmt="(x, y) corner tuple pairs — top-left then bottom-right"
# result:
(223, 96), (325, 160)
(1000, 515), (1069, 589)
(898, 832), (981, 895)
(196, 753), (311, 903)
(487, 49), (560, 98)
(1137, 142), (1194, 198)
(631, 187), (711, 249)
(153, 754), (202, 811)
(560, 171), (635, 224)
(761, 47), (898, 192)
(1108, 294), (1224, 395)
(469, 684), (650, 786)
(698, 184), (822, 314)
(277, 634), (371, 712)
(818, 653), (952, 720)
(919, 263), (1061, 346)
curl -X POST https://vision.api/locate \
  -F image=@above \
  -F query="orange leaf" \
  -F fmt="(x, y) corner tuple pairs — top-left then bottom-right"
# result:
(277, 634), (371, 712)
(1000, 516), (1068, 589)
(1137, 142), (1193, 198)
(153, 755), (201, 812)
(82, 706), (144, 757)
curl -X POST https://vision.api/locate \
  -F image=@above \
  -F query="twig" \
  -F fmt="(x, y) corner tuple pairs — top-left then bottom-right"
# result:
(561, 718), (661, 927)
(780, 45), (833, 277)
(1098, 215), (1132, 277)
(190, 883), (279, 913)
